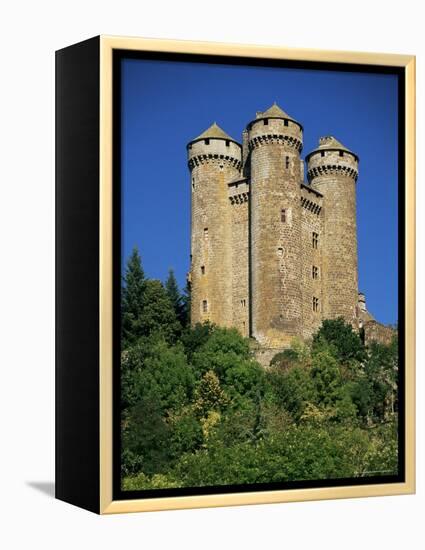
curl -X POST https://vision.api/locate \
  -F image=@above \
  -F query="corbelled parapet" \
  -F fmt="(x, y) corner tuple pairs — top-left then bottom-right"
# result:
(247, 102), (303, 153)
(187, 122), (242, 170)
(306, 136), (358, 183)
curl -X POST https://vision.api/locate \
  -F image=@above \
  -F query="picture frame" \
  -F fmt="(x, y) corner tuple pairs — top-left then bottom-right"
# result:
(56, 35), (415, 514)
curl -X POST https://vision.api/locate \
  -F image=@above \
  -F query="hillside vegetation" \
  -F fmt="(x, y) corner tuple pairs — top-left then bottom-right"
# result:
(121, 248), (399, 490)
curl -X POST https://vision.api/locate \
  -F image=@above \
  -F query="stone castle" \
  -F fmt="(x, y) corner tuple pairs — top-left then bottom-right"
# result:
(187, 103), (393, 360)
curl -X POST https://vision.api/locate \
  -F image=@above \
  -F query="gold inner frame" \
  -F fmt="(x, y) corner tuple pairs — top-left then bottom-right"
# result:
(99, 36), (416, 514)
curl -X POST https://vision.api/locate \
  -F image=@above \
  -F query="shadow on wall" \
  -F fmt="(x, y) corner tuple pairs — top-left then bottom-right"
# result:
(26, 481), (55, 499)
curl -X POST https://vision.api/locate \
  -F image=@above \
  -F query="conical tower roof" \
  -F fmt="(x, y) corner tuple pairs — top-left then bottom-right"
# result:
(256, 102), (296, 121)
(189, 122), (239, 144)
(306, 136), (358, 160)
(248, 102), (303, 131)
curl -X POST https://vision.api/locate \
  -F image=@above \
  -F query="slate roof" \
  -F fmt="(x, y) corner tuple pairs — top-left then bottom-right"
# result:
(191, 122), (237, 143)
(256, 102), (297, 123)
(307, 136), (358, 160)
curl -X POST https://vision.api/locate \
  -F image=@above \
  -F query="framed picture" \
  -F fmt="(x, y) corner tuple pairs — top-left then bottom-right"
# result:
(56, 36), (415, 514)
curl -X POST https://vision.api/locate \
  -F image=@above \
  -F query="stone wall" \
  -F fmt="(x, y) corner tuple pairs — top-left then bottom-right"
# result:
(307, 149), (359, 327)
(249, 117), (304, 348)
(300, 184), (324, 339)
(364, 320), (396, 346)
(252, 347), (281, 368)
(188, 138), (241, 327)
(229, 179), (250, 336)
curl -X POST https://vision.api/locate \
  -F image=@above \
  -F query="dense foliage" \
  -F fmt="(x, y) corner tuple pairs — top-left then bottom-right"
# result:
(121, 248), (399, 490)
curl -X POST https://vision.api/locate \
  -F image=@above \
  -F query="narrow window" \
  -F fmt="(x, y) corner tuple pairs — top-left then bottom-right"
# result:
(201, 265), (205, 275)
(339, 151), (344, 157)
(204, 138), (210, 145)
(264, 119), (268, 125)
(321, 151), (325, 157)
(192, 178), (195, 191)
(225, 140), (230, 147)
(312, 232), (319, 249)
(284, 119), (288, 127)
(312, 265), (318, 279)
(241, 299), (246, 308)
(277, 247), (283, 256)
(202, 300), (208, 313)
(281, 209), (286, 223)
(204, 227), (208, 240)
(313, 297), (319, 312)
(285, 156), (290, 169)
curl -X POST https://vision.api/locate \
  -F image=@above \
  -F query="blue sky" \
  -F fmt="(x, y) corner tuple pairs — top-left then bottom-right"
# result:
(121, 58), (399, 325)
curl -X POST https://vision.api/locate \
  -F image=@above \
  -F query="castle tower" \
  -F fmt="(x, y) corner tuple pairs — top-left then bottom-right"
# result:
(187, 123), (242, 326)
(306, 136), (359, 325)
(248, 103), (304, 347)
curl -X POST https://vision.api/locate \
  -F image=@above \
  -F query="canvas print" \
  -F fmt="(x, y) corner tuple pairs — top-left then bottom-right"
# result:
(117, 55), (401, 496)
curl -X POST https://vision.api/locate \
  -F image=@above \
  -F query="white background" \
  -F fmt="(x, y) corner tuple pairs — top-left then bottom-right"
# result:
(0, 1), (423, 548)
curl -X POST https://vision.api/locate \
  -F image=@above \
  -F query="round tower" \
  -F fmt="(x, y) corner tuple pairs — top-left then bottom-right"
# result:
(187, 123), (242, 327)
(306, 136), (359, 325)
(248, 103), (304, 347)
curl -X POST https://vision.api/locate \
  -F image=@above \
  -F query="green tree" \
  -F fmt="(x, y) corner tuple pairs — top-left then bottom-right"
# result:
(270, 348), (299, 370)
(140, 279), (181, 342)
(168, 414), (203, 460)
(200, 326), (251, 358)
(180, 279), (191, 328)
(122, 338), (195, 413)
(171, 423), (374, 487)
(122, 471), (180, 491)
(310, 347), (342, 406)
(313, 318), (366, 365)
(363, 422), (398, 476)
(120, 292), (399, 488)
(310, 346), (358, 421)
(364, 339), (398, 421)
(347, 376), (373, 422)
(181, 321), (214, 361)
(165, 268), (184, 326)
(191, 327), (264, 403)
(121, 247), (146, 346)
(121, 338), (196, 475)
(194, 370), (228, 418)
(266, 364), (316, 421)
(209, 400), (261, 447)
(122, 396), (171, 476)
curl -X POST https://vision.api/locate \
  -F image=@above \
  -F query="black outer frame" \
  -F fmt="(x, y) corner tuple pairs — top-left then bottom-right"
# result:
(56, 36), (100, 513)
(55, 38), (406, 514)
(112, 50), (406, 501)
